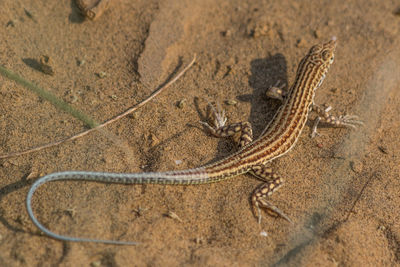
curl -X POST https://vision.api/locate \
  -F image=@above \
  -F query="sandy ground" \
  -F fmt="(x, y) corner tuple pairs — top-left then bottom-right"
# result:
(1, 0), (400, 266)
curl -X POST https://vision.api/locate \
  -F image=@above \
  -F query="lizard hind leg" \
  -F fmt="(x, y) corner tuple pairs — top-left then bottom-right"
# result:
(250, 165), (292, 224)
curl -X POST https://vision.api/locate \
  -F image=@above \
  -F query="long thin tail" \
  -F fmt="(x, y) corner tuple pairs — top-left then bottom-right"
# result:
(26, 168), (210, 244)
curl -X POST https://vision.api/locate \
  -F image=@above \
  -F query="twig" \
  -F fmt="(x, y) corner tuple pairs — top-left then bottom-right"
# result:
(0, 55), (196, 159)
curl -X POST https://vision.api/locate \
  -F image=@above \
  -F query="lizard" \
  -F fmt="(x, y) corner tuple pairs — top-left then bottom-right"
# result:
(26, 37), (363, 245)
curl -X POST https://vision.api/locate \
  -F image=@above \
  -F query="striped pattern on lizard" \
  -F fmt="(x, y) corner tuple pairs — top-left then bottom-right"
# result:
(26, 37), (363, 245)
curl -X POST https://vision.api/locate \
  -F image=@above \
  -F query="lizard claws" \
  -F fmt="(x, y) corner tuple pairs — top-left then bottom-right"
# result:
(200, 101), (227, 133)
(337, 114), (364, 128)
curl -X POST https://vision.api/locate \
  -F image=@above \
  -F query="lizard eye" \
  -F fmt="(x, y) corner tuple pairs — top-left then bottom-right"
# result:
(321, 50), (331, 61)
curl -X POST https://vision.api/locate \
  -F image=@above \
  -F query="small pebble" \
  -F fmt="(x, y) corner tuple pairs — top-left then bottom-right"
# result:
(378, 145), (388, 154)
(166, 211), (183, 222)
(221, 29), (232, 37)
(132, 206), (148, 217)
(70, 94), (78, 103)
(246, 22), (271, 38)
(225, 99), (237, 106)
(6, 20), (15, 27)
(26, 167), (39, 180)
(129, 112), (138, 119)
(177, 99), (186, 109)
(39, 55), (54, 75)
(65, 207), (76, 217)
(149, 133), (159, 147)
(24, 8), (36, 22)
(260, 231), (268, 237)
(140, 164), (149, 170)
(76, 0), (111, 20)
(97, 71), (107, 78)
(194, 236), (203, 244)
(90, 261), (101, 267)
(76, 58), (85, 66)
(252, 24), (269, 38)
(175, 160), (183, 165)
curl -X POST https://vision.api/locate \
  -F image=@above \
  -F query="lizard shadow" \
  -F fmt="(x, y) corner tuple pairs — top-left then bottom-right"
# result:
(244, 53), (288, 138)
(197, 53), (289, 163)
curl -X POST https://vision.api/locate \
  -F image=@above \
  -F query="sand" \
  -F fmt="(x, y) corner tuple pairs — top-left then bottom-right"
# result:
(0, 0), (400, 266)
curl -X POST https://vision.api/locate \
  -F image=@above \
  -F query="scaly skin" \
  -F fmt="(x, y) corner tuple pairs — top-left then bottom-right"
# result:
(27, 38), (362, 245)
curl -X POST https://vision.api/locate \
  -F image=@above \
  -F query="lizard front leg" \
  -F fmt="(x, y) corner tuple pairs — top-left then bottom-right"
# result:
(264, 82), (363, 138)
(310, 104), (363, 138)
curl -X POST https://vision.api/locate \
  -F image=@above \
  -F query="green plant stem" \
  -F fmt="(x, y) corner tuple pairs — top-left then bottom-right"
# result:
(0, 65), (98, 128)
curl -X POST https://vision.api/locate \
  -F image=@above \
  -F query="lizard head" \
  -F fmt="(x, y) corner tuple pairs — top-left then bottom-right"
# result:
(296, 37), (337, 92)
(308, 37), (337, 67)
